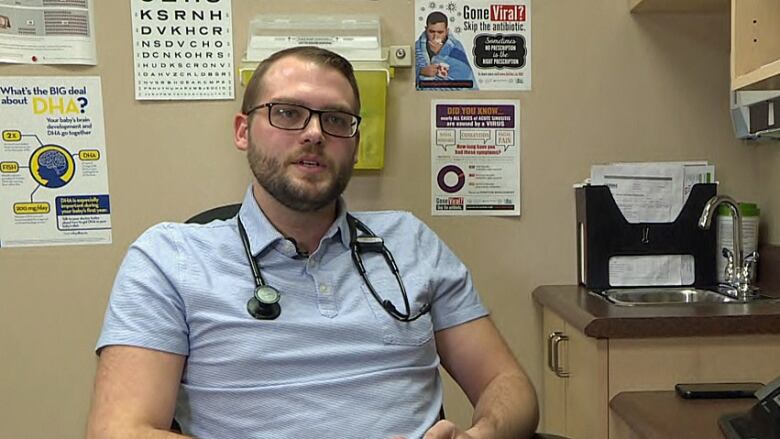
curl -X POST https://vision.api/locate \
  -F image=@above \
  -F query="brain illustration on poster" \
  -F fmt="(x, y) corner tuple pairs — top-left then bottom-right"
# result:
(0, 77), (111, 248)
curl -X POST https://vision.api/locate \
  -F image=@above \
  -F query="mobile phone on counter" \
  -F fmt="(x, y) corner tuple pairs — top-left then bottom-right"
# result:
(675, 382), (763, 399)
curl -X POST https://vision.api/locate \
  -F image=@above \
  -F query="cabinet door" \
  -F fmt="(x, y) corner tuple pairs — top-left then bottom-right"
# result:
(565, 324), (608, 439)
(542, 309), (567, 435)
(542, 308), (609, 439)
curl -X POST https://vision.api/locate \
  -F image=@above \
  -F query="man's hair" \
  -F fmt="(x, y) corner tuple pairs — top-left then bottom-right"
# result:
(241, 46), (361, 114)
(426, 11), (448, 27)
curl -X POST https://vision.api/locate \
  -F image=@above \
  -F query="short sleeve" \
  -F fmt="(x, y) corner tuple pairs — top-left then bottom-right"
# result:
(411, 216), (488, 331)
(96, 223), (189, 356)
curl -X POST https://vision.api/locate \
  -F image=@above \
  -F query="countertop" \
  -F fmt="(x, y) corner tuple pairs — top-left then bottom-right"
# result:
(533, 284), (780, 338)
(609, 391), (755, 439)
(533, 244), (780, 338)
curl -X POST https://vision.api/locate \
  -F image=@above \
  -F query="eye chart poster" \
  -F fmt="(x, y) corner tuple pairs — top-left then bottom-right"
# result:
(130, 0), (234, 100)
(431, 100), (520, 216)
(0, 76), (111, 247)
(415, 0), (531, 91)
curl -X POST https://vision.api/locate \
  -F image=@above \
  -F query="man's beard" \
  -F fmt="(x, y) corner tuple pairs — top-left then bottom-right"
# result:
(246, 132), (353, 212)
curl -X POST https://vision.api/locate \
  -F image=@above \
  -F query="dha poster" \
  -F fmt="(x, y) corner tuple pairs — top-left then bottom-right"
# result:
(415, 0), (531, 91)
(131, 0), (234, 100)
(431, 99), (520, 216)
(0, 76), (111, 248)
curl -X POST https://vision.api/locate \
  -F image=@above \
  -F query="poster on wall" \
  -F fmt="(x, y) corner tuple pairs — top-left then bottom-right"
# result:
(415, 0), (531, 91)
(0, 76), (111, 248)
(0, 0), (96, 64)
(130, 0), (234, 100)
(431, 99), (520, 216)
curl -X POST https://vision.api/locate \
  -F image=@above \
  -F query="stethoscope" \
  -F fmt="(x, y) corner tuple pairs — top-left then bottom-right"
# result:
(237, 214), (431, 322)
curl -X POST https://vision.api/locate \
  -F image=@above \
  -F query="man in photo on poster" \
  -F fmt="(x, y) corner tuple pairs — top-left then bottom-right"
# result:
(416, 11), (478, 90)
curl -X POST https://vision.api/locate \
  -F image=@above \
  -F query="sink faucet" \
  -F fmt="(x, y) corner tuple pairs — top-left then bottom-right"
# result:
(698, 195), (759, 300)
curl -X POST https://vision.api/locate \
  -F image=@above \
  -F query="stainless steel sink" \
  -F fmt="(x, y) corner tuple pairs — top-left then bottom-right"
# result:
(594, 287), (742, 306)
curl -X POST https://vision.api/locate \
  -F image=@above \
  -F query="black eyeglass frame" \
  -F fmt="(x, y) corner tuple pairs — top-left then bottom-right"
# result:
(245, 102), (362, 138)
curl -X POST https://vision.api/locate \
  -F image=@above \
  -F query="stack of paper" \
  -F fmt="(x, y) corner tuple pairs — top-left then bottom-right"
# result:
(590, 161), (715, 287)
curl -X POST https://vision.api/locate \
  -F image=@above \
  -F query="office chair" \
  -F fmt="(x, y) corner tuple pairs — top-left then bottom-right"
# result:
(186, 203), (241, 224)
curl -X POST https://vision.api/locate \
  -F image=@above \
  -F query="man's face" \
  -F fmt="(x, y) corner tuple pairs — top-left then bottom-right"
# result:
(426, 22), (448, 51)
(234, 56), (359, 212)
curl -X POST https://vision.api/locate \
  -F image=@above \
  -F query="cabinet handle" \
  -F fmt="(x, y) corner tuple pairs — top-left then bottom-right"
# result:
(547, 331), (563, 372)
(552, 333), (570, 378)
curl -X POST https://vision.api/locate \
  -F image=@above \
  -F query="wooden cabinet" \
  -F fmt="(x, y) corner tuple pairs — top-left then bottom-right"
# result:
(630, 0), (780, 91)
(542, 307), (780, 439)
(542, 309), (608, 439)
(629, 0), (728, 14)
(731, 0), (780, 90)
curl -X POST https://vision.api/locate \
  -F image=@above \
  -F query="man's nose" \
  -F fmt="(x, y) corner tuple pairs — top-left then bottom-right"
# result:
(301, 114), (325, 143)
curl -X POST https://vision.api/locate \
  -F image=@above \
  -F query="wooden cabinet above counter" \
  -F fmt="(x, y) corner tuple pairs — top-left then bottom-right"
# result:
(630, 0), (780, 91)
(731, 0), (780, 90)
(629, 0), (728, 14)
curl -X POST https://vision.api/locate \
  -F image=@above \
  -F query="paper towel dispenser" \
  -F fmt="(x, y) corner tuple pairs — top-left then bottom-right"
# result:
(731, 90), (780, 141)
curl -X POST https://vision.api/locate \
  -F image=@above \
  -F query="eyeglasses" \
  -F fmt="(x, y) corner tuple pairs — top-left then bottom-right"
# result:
(246, 102), (361, 138)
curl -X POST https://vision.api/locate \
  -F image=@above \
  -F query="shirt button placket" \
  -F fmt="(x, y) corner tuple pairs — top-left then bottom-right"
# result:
(316, 278), (337, 318)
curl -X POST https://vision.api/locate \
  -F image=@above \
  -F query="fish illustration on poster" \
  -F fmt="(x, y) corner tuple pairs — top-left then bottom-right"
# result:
(415, 0), (531, 91)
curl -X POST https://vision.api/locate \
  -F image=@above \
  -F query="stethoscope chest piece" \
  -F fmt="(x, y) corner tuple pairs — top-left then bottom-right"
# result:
(247, 285), (281, 320)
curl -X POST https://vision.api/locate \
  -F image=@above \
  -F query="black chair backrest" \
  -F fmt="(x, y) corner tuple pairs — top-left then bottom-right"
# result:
(186, 204), (241, 224)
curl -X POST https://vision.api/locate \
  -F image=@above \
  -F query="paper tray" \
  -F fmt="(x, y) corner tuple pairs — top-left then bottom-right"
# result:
(576, 183), (718, 291)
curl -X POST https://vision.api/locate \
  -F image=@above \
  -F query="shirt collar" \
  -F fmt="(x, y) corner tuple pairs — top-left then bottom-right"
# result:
(237, 185), (352, 257)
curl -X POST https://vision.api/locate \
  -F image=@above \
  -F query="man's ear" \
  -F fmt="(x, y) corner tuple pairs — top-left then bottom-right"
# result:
(234, 113), (249, 151)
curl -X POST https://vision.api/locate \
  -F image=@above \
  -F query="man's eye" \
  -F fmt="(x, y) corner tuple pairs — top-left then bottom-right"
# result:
(276, 107), (301, 119)
(324, 113), (350, 127)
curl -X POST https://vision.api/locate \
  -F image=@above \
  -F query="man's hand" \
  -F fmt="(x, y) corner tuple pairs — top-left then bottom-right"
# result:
(388, 420), (478, 439)
(428, 39), (444, 55)
(423, 420), (481, 438)
(420, 64), (439, 77)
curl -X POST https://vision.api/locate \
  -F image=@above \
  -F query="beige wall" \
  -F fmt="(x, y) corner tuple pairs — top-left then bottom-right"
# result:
(0, 1), (774, 437)
(757, 147), (780, 244)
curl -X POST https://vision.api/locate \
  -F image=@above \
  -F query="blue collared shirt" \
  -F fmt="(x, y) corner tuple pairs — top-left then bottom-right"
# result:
(97, 186), (488, 439)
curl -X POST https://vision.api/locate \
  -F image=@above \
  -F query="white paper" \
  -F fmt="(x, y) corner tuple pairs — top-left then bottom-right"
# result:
(130, 0), (234, 100)
(0, 0), (96, 65)
(431, 99), (520, 216)
(0, 76), (111, 248)
(415, 0), (531, 91)
(608, 255), (695, 287)
(591, 161), (714, 286)
(591, 163), (685, 223)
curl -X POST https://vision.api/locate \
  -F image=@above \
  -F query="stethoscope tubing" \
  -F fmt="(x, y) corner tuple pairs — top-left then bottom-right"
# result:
(237, 213), (430, 322)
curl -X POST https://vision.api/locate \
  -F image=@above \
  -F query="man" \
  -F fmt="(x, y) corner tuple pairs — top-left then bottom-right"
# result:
(87, 46), (537, 439)
(415, 11), (478, 89)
